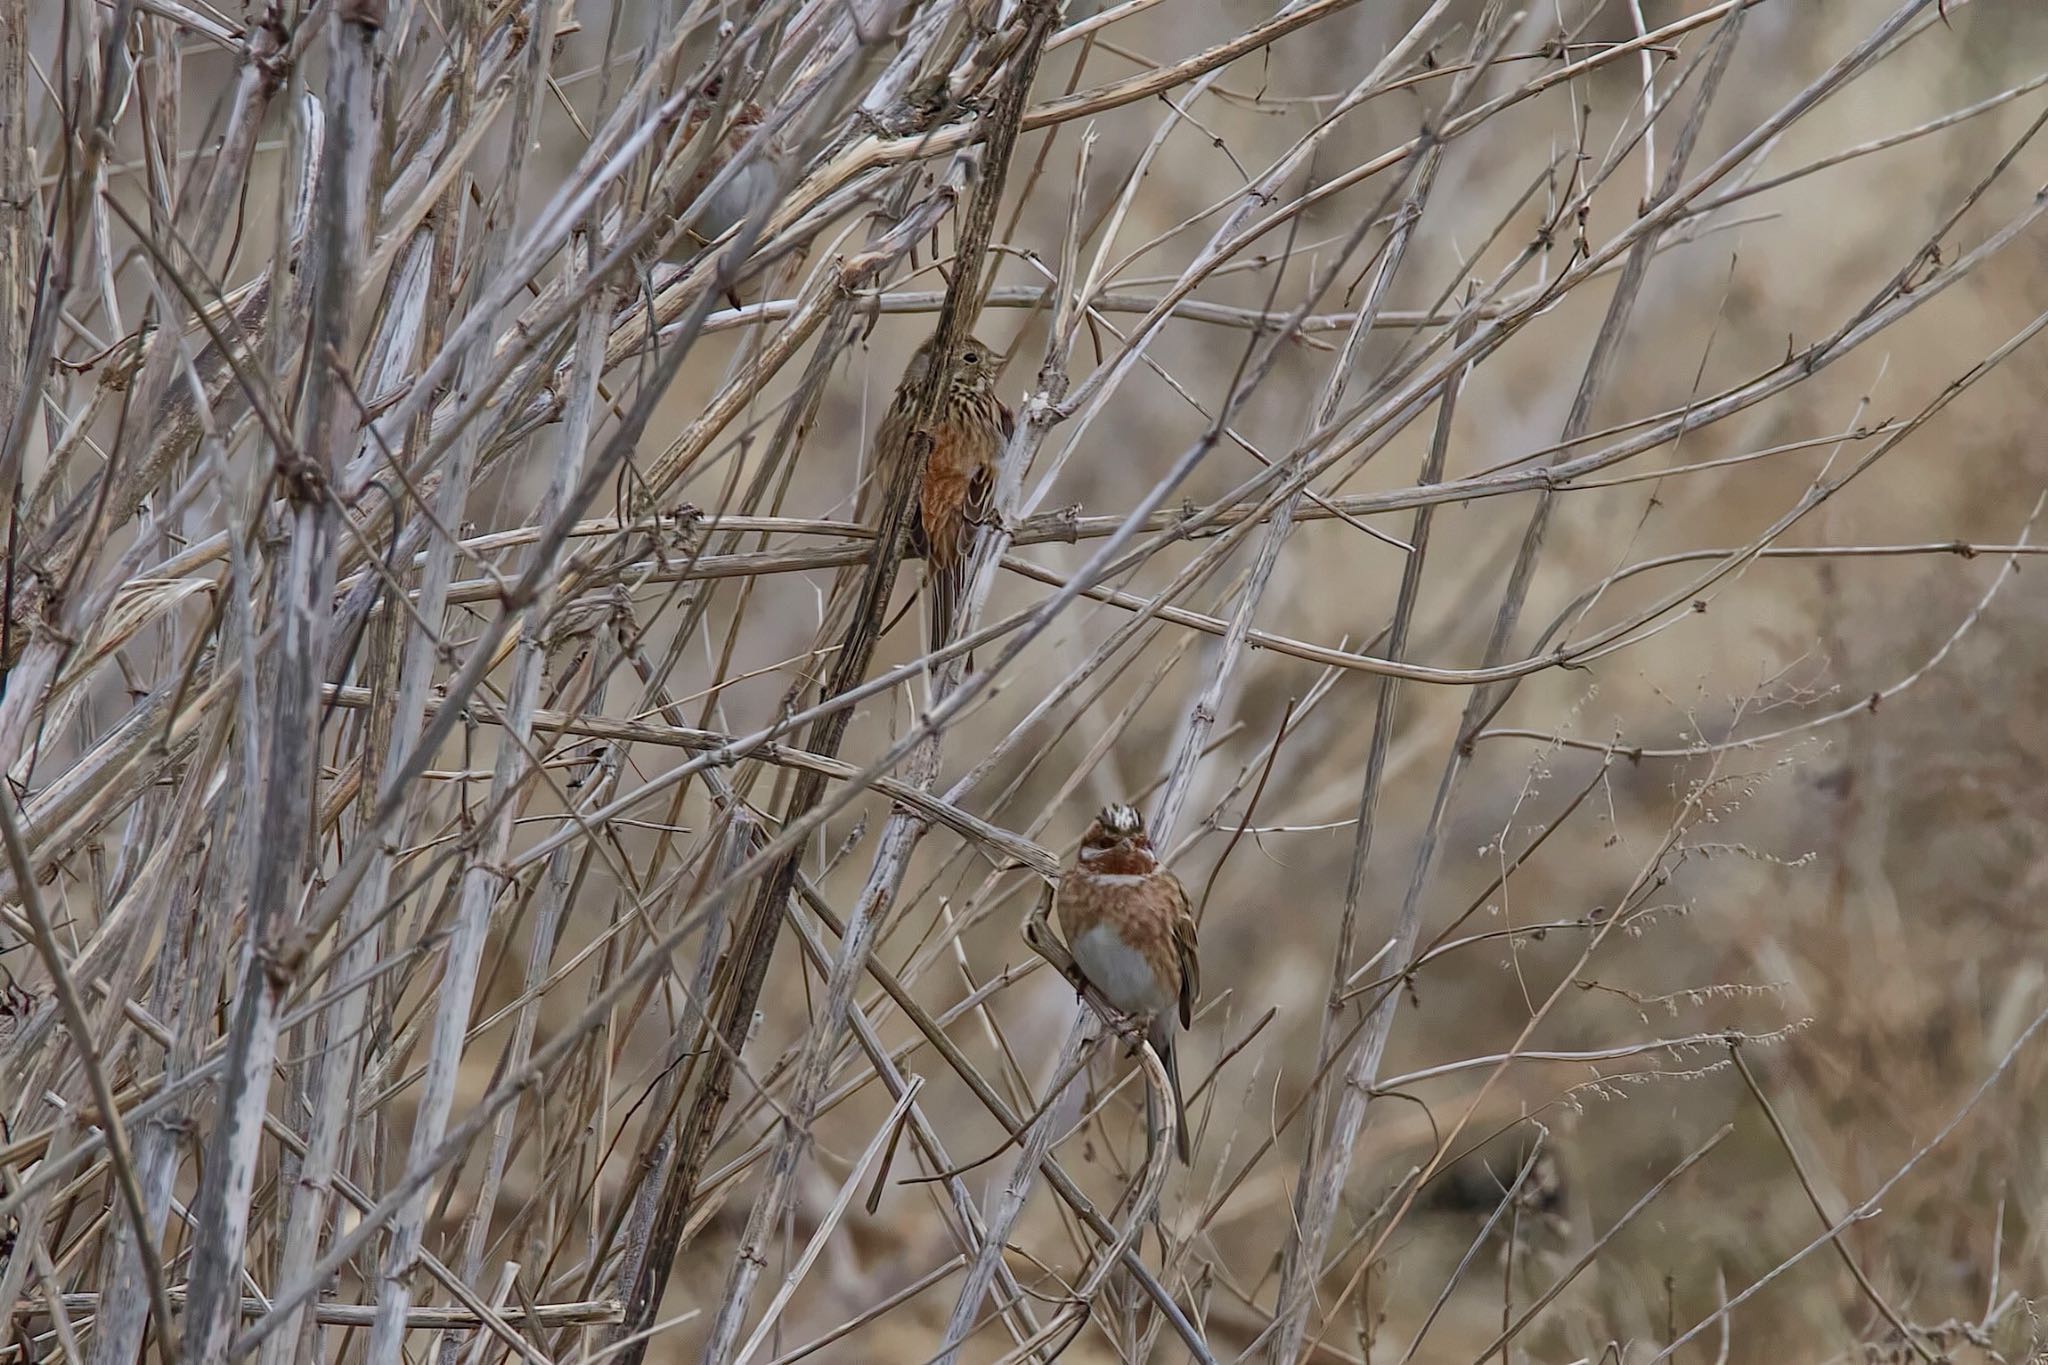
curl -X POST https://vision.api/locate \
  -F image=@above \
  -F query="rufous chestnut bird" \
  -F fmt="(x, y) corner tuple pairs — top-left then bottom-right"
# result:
(875, 334), (1012, 652)
(1057, 803), (1200, 1163)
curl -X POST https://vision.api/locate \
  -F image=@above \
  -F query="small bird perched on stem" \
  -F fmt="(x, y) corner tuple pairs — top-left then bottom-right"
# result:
(1057, 803), (1201, 1163)
(875, 334), (1012, 656)
(656, 77), (771, 273)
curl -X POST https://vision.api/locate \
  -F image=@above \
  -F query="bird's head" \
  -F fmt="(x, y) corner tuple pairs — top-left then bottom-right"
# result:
(900, 334), (1000, 394)
(1078, 803), (1157, 873)
(948, 336), (1000, 397)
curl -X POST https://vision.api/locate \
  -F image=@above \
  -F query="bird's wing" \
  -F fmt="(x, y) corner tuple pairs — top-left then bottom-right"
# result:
(863, 339), (937, 531)
(963, 459), (997, 529)
(859, 401), (912, 535)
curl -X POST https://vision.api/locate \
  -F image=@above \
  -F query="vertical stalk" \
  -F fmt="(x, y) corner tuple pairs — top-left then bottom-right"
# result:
(180, 0), (382, 1355)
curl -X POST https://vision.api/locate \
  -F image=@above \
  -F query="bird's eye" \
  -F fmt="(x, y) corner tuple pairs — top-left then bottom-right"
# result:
(961, 349), (981, 366)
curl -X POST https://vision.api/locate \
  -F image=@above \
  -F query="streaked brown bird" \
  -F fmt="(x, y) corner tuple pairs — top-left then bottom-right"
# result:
(1057, 803), (1200, 1163)
(876, 334), (1012, 653)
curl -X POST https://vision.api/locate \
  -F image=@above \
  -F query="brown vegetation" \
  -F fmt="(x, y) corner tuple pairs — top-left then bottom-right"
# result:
(3, 0), (2048, 1361)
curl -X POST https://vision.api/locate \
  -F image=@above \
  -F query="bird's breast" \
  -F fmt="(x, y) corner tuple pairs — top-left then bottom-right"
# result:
(1069, 923), (1174, 1018)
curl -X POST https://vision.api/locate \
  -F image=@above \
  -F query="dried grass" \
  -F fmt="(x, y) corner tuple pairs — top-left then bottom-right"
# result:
(4, 0), (2048, 1361)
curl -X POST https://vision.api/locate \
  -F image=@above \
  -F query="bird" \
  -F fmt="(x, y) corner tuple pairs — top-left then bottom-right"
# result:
(1056, 803), (1200, 1163)
(659, 77), (771, 264)
(874, 334), (1012, 655)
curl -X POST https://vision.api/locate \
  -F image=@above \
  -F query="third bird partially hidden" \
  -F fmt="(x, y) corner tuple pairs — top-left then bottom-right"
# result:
(1057, 803), (1201, 1163)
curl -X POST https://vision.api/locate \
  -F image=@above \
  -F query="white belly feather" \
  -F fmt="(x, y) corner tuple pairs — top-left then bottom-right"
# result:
(1070, 922), (1171, 1017)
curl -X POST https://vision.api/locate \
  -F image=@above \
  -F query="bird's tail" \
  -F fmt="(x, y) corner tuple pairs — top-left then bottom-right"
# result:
(925, 557), (962, 661)
(1145, 1016), (1192, 1165)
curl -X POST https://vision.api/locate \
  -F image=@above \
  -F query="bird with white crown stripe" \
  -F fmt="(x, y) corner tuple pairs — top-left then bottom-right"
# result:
(1056, 803), (1201, 1163)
